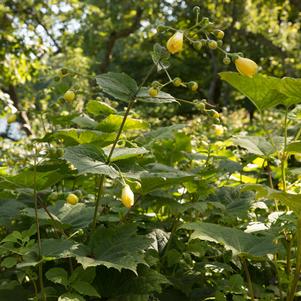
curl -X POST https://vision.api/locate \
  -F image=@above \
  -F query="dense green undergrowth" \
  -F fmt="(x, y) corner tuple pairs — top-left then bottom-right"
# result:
(1, 7), (301, 301)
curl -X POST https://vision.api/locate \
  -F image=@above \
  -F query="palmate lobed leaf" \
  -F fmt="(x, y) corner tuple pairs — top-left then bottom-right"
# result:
(63, 144), (119, 178)
(181, 222), (277, 257)
(232, 136), (279, 157)
(45, 128), (117, 146)
(126, 163), (195, 194)
(96, 72), (138, 102)
(75, 224), (152, 274)
(241, 184), (301, 217)
(219, 72), (285, 111)
(0, 170), (64, 191)
(220, 72), (301, 110)
(22, 200), (94, 230)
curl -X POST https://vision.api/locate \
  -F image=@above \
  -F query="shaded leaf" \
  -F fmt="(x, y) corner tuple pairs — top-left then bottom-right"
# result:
(96, 72), (138, 102)
(0, 170), (64, 191)
(63, 144), (119, 178)
(241, 184), (301, 216)
(71, 281), (100, 297)
(45, 267), (68, 287)
(181, 222), (277, 257)
(232, 136), (277, 157)
(58, 292), (85, 301)
(0, 200), (26, 224)
(76, 225), (152, 273)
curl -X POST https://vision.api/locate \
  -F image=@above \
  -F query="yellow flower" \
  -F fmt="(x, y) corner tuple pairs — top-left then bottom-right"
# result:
(66, 193), (79, 205)
(234, 57), (258, 77)
(213, 124), (224, 136)
(121, 185), (134, 208)
(166, 31), (183, 54)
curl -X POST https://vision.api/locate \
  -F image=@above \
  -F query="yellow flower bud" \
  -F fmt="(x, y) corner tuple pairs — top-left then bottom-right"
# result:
(66, 193), (79, 205)
(166, 31), (184, 54)
(121, 185), (134, 208)
(234, 57), (258, 78)
(64, 90), (76, 102)
(213, 124), (224, 136)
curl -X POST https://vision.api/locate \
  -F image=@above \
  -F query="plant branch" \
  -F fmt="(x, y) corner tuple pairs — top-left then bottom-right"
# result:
(91, 65), (155, 232)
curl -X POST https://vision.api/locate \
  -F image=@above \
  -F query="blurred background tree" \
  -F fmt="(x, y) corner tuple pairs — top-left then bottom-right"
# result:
(0, 0), (300, 139)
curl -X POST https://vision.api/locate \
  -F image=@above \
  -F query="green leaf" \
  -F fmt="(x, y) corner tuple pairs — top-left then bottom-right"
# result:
(286, 142), (301, 154)
(241, 184), (301, 216)
(22, 200), (94, 230)
(47, 129), (116, 146)
(86, 100), (117, 116)
(63, 144), (119, 178)
(40, 238), (85, 259)
(137, 124), (185, 147)
(232, 136), (278, 157)
(69, 266), (96, 284)
(0, 170), (64, 191)
(288, 105), (301, 120)
(151, 43), (170, 71)
(181, 222), (277, 257)
(0, 200), (26, 224)
(278, 77), (301, 107)
(45, 268), (69, 287)
(1, 257), (18, 268)
(103, 147), (148, 162)
(130, 163), (195, 194)
(76, 225), (152, 273)
(136, 87), (178, 104)
(219, 72), (286, 111)
(97, 114), (148, 132)
(71, 281), (100, 297)
(72, 114), (98, 129)
(58, 292), (85, 301)
(96, 72), (138, 102)
(94, 265), (169, 298)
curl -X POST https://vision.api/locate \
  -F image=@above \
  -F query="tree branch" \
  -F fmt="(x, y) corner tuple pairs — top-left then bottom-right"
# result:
(8, 84), (33, 136)
(100, 7), (143, 73)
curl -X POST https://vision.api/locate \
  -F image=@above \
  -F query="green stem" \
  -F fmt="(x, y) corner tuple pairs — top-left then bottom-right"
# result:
(33, 148), (46, 301)
(294, 127), (301, 141)
(286, 218), (301, 301)
(241, 256), (255, 301)
(286, 238), (292, 275)
(91, 65), (155, 232)
(281, 108), (289, 193)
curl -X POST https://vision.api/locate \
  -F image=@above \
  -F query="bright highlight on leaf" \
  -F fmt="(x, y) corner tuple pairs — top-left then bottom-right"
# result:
(166, 31), (184, 54)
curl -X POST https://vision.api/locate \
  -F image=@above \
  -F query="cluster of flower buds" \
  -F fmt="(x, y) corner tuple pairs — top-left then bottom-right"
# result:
(160, 6), (258, 78)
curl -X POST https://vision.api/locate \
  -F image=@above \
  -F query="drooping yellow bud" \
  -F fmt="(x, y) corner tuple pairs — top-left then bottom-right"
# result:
(166, 31), (184, 54)
(121, 185), (134, 208)
(213, 124), (224, 136)
(234, 57), (258, 77)
(66, 193), (79, 205)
